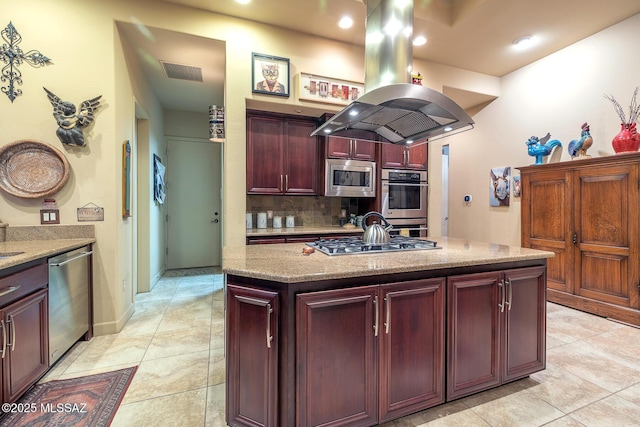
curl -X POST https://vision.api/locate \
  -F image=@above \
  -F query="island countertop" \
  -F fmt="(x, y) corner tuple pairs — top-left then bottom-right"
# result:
(223, 236), (554, 283)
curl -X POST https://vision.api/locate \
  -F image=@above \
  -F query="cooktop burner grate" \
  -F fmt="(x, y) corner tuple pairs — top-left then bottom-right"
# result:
(307, 236), (441, 256)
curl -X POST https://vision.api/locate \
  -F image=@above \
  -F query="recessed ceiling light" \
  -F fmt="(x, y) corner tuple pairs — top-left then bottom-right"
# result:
(235, 0), (251, 4)
(413, 35), (427, 46)
(513, 35), (535, 50)
(444, 126), (453, 132)
(338, 16), (353, 29)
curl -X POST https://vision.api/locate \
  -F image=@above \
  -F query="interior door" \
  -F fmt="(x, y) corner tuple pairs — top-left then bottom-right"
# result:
(167, 138), (222, 269)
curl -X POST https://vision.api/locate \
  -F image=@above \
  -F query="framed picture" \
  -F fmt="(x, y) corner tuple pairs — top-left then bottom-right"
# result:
(153, 154), (166, 205)
(490, 166), (510, 207)
(298, 72), (364, 106)
(122, 140), (131, 218)
(252, 53), (290, 97)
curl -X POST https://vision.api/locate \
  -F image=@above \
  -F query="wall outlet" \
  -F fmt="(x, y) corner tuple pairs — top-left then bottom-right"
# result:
(123, 279), (127, 291)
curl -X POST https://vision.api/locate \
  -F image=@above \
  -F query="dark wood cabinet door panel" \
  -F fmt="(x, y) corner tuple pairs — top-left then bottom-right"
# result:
(296, 286), (378, 427)
(283, 119), (318, 194)
(381, 144), (405, 169)
(247, 115), (284, 194)
(406, 144), (428, 170)
(502, 267), (546, 382)
(4, 288), (48, 403)
(226, 285), (278, 427)
(447, 272), (501, 400)
(379, 279), (445, 423)
(326, 137), (352, 159)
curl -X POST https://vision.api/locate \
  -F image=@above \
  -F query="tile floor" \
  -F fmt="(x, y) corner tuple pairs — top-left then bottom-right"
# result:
(41, 269), (640, 427)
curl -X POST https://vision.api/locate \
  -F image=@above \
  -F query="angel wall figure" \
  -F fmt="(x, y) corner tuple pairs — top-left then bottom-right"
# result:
(43, 87), (101, 147)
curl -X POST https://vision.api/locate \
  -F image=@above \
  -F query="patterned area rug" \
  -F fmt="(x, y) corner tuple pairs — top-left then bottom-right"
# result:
(0, 366), (137, 427)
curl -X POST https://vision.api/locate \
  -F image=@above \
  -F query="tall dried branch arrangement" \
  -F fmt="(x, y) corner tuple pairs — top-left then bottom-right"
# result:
(604, 86), (640, 125)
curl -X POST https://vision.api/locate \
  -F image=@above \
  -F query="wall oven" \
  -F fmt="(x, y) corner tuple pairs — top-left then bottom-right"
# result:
(381, 169), (428, 219)
(324, 158), (376, 197)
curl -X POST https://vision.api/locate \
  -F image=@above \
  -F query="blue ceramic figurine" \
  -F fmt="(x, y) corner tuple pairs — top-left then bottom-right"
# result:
(567, 122), (593, 159)
(526, 133), (562, 165)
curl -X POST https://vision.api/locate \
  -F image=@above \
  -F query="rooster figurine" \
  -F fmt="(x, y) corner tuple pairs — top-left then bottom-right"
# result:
(568, 122), (593, 159)
(526, 132), (562, 165)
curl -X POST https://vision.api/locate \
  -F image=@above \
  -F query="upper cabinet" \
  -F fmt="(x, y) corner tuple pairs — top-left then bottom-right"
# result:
(247, 111), (319, 195)
(380, 143), (428, 170)
(325, 134), (376, 161)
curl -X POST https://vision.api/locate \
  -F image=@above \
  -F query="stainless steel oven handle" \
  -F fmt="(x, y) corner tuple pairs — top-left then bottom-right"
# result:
(49, 250), (93, 267)
(381, 182), (429, 187)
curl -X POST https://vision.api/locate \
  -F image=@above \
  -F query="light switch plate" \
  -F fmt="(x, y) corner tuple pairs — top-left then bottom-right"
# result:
(40, 209), (60, 224)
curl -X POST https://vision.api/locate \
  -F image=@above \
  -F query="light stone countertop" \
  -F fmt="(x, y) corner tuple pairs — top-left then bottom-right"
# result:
(0, 239), (96, 271)
(223, 236), (554, 283)
(246, 225), (361, 237)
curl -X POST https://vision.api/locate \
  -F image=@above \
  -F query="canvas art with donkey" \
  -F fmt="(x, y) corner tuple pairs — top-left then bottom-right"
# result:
(490, 167), (510, 207)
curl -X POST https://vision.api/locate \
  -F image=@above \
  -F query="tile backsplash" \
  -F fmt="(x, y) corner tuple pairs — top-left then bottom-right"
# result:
(246, 195), (372, 227)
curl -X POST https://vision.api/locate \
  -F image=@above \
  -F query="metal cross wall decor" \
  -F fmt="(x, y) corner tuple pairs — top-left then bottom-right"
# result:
(0, 21), (52, 102)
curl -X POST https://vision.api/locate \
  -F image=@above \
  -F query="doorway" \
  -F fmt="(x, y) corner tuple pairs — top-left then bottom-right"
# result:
(441, 145), (449, 236)
(166, 138), (222, 269)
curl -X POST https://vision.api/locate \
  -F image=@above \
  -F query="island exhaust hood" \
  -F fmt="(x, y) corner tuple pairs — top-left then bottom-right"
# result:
(311, 0), (474, 146)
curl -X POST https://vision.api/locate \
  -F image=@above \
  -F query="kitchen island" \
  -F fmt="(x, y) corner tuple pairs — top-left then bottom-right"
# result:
(223, 237), (553, 427)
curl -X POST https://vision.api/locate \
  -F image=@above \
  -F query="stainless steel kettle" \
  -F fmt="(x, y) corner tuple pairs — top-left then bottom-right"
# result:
(361, 211), (393, 245)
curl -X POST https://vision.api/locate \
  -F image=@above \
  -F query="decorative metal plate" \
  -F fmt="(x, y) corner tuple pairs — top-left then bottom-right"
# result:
(0, 140), (70, 198)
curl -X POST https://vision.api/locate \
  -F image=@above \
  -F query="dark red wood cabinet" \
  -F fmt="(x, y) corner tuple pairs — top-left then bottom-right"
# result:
(446, 267), (546, 400)
(0, 262), (49, 405)
(247, 112), (319, 195)
(226, 284), (279, 427)
(296, 278), (445, 427)
(380, 143), (428, 170)
(326, 134), (376, 161)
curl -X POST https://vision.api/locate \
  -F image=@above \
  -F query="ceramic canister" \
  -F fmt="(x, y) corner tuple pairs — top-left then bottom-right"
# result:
(257, 212), (267, 229)
(273, 216), (282, 228)
(286, 215), (295, 228)
(246, 213), (252, 229)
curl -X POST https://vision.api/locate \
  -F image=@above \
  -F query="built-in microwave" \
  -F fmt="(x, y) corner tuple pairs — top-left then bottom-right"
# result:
(324, 158), (376, 197)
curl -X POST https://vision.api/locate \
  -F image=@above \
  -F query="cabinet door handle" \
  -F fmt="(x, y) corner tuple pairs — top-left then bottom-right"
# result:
(405, 149), (410, 166)
(0, 285), (19, 297)
(506, 279), (513, 310)
(7, 316), (15, 352)
(384, 296), (390, 334)
(266, 303), (273, 349)
(349, 140), (354, 157)
(498, 280), (505, 312)
(285, 175), (289, 192)
(0, 319), (5, 359)
(373, 295), (379, 337)
(280, 175), (283, 192)
(572, 233), (577, 245)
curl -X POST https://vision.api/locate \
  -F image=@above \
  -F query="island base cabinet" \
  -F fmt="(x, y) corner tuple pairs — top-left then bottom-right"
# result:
(2, 288), (49, 404)
(446, 267), (546, 401)
(296, 286), (378, 427)
(226, 284), (279, 427)
(296, 279), (445, 427)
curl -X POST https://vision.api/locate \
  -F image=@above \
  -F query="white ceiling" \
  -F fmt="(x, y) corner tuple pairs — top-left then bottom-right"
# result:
(117, 0), (640, 114)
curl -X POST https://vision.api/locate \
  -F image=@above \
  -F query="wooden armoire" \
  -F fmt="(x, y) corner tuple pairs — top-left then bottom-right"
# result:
(518, 152), (640, 326)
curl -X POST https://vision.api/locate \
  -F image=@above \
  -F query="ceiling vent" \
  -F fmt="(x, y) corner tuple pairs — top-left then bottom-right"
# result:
(160, 61), (203, 82)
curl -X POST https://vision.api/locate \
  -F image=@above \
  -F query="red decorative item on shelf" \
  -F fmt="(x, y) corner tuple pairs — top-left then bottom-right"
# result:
(612, 122), (640, 153)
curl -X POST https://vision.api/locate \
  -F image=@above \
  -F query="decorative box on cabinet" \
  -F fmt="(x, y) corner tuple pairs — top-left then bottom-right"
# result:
(519, 153), (640, 326)
(247, 111), (319, 195)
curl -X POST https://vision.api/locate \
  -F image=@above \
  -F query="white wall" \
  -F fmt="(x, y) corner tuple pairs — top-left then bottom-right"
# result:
(441, 13), (640, 246)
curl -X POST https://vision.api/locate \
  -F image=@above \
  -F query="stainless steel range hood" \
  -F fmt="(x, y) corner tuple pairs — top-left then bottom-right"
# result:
(311, 0), (474, 146)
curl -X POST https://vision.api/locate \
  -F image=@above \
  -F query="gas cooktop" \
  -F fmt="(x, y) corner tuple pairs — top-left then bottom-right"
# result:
(307, 236), (442, 256)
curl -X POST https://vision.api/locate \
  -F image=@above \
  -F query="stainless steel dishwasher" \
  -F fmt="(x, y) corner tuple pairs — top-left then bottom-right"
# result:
(48, 245), (92, 366)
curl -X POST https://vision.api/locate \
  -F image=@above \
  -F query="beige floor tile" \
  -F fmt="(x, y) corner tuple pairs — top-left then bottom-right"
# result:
(122, 350), (210, 404)
(523, 362), (610, 413)
(57, 362), (140, 380)
(205, 383), (226, 427)
(379, 401), (485, 426)
(581, 326), (640, 371)
(617, 382), (640, 407)
(464, 386), (565, 426)
(543, 416), (588, 427)
(118, 311), (163, 337)
(547, 341), (640, 393)
(569, 394), (640, 427)
(63, 333), (153, 374)
(130, 298), (172, 317)
(113, 387), (207, 427)
(209, 346), (225, 386)
(143, 326), (211, 360)
(546, 306), (622, 343)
